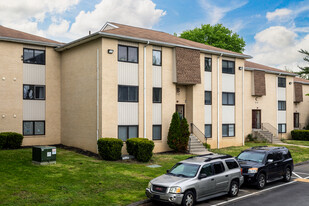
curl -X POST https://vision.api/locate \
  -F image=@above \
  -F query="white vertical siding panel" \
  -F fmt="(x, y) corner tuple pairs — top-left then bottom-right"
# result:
(23, 64), (45, 85)
(23, 100), (45, 120)
(204, 72), (212, 91)
(118, 102), (138, 125)
(118, 62), (139, 86)
(222, 106), (235, 124)
(222, 74), (235, 92)
(278, 88), (286, 100)
(152, 103), (162, 124)
(278, 111), (286, 124)
(204, 105), (212, 124)
(153, 66), (162, 87)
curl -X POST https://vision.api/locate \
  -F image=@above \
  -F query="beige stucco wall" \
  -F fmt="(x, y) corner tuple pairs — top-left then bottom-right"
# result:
(61, 39), (102, 153)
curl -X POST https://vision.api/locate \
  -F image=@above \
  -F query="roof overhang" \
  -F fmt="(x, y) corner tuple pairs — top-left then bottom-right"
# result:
(0, 36), (62, 47)
(294, 80), (309, 85)
(55, 31), (252, 59)
(245, 67), (297, 77)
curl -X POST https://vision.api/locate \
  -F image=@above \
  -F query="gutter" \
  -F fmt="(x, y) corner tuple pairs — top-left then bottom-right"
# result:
(96, 49), (100, 153)
(217, 53), (223, 149)
(144, 41), (150, 138)
(56, 32), (252, 59)
(294, 81), (309, 85)
(0, 36), (62, 47)
(245, 67), (297, 77)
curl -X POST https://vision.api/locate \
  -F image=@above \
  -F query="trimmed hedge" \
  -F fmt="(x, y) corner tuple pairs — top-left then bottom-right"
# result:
(0, 132), (24, 149)
(291, 130), (309, 141)
(126, 138), (154, 162)
(97, 138), (123, 161)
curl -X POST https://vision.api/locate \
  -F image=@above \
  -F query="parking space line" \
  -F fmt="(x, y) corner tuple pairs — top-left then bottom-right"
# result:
(210, 181), (297, 206)
(293, 172), (303, 178)
(293, 171), (309, 176)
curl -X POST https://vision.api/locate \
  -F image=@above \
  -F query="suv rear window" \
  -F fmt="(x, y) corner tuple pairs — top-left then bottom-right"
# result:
(225, 159), (239, 169)
(213, 162), (225, 174)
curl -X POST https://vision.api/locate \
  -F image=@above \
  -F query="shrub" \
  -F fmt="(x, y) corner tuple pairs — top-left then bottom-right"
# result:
(291, 130), (309, 141)
(126, 138), (154, 162)
(97, 138), (123, 161)
(203, 143), (211, 150)
(0, 132), (24, 149)
(167, 112), (181, 151)
(179, 118), (190, 152)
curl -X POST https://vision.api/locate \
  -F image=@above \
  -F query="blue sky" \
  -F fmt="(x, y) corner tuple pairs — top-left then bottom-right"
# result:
(0, 0), (308, 70)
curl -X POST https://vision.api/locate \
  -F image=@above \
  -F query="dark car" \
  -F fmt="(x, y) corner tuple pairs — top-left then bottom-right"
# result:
(236, 146), (293, 189)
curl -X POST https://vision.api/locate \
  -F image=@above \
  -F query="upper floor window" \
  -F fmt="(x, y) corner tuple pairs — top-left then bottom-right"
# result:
(278, 101), (286, 111)
(205, 57), (212, 72)
(205, 91), (212, 105)
(118, 85), (138, 102)
(278, 77), (286, 87)
(153, 88), (162, 103)
(118, 45), (138, 63)
(23, 85), (45, 100)
(23, 48), (45, 65)
(153, 50), (162, 66)
(222, 92), (235, 105)
(222, 60), (235, 74)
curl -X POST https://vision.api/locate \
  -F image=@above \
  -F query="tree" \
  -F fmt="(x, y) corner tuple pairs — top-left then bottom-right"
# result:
(180, 24), (246, 53)
(179, 118), (190, 152)
(298, 49), (309, 80)
(167, 112), (181, 151)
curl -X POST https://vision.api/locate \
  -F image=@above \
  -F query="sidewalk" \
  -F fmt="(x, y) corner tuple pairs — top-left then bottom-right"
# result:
(275, 142), (309, 148)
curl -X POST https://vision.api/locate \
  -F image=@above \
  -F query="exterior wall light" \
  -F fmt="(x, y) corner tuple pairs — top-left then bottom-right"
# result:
(239, 66), (243, 70)
(289, 82), (292, 85)
(107, 49), (114, 54)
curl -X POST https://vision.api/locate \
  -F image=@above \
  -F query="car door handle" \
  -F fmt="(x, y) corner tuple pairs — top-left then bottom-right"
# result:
(274, 163), (278, 166)
(211, 178), (214, 181)
(225, 175), (229, 177)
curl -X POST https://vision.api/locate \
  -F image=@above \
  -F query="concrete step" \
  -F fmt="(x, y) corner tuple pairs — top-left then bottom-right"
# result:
(190, 148), (208, 153)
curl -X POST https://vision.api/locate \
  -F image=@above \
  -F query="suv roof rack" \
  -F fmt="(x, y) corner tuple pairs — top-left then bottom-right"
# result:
(203, 154), (232, 162)
(186, 153), (214, 160)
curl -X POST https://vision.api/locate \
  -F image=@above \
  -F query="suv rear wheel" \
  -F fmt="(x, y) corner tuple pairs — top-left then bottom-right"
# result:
(228, 180), (239, 197)
(182, 191), (195, 206)
(283, 167), (291, 182)
(257, 173), (266, 189)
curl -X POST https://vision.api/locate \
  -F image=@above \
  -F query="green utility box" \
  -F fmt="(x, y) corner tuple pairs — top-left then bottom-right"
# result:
(32, 146), (56, 165)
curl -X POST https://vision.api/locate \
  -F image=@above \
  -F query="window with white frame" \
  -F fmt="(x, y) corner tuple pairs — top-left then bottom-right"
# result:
(278, 124), (286, 133)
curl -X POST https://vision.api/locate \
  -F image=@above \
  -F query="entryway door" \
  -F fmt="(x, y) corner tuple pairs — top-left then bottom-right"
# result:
(176, 105), (185, 119)
(252, 110), (261, 129)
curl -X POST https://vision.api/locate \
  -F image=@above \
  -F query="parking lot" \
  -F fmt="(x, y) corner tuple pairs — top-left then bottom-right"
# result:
(141, 163), (309, 206)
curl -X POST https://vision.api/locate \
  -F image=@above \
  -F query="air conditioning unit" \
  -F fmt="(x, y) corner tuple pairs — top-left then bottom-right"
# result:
(32, 146), (56, 165)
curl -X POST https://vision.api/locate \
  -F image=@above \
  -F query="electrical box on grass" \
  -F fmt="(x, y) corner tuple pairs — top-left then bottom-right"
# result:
(32, 146), (56, 165)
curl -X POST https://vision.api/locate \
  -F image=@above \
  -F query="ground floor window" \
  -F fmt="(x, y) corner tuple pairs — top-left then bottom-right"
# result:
(152, 125), (162, 140)
(205, 124), (212, 138)
(278, 124), (286, 133)
(23, 121), (45, 136)
(118, 125), (138, 141)
(222, 124), (235, 137)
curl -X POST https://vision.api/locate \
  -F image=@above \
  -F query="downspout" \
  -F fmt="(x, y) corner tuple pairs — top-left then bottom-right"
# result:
(242, 65), (245, 146)
(96, 48), (100, 153)
(217, 53), (223, 149)
(144, 41), (150, 138)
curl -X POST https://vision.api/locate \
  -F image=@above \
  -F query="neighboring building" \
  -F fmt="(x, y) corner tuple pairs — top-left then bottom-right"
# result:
(0, 22), (308, 154)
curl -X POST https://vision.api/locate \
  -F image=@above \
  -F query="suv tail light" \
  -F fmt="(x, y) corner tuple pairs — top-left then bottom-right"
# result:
(240, 168), (243, 175)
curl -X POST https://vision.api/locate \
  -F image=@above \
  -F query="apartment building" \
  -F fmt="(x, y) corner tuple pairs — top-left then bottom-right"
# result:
(0, 22), (308, 153)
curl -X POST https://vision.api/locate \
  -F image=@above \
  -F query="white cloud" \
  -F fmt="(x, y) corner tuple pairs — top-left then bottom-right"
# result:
(69, 0), (166, 38)
(266, 8), (292, 22)
(199, 0), (248, 25)
(247, 26), (309, 71)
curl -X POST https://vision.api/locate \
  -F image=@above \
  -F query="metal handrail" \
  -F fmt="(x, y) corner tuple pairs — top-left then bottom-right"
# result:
(261, 123), (277, 143)
(190, 123), (207, 145)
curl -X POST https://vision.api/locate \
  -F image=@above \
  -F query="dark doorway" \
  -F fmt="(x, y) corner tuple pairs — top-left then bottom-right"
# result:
(176, 105), (185, 119)
(252, 110), (261, 129)
(294, 113), (300, 128)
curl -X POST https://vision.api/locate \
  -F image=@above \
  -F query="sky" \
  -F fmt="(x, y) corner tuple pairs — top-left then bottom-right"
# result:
(0, 0), (309, 71)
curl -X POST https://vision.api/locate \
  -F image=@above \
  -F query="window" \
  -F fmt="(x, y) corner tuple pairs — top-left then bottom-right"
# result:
(222, 60), (235, 74)
(205, 124), (212, 138)
(225, 159), (239, 169)
(23, 48), (45, 65)
(213, 162), (225, 174)
(222, 92), (235, 105)
(153, 50), (161, 66)
(274, 152), (283, 161)
(118, 85), (138, 102)
(278, 101), (286, 111)
(205, 57), (212, 72)
(200, 164), (213, 177)
(205, 91), (212, 105)
(294, 113), (300, 128)
(278, 124), (286, 133)
(153, 88), (162, 103)
(222, 124), (235, 137)
(23, 121), (45, 136)
(152, 125), (162, 140)
(118, 45), (138, 63)
(118, 126), (138, 141)
(278, 77), (286, 87)
(23, 85), (45, 100)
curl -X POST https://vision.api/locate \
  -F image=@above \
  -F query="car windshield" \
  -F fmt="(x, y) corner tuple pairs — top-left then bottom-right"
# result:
(168, 163), (200, 178)
(237, 151), (265, 163)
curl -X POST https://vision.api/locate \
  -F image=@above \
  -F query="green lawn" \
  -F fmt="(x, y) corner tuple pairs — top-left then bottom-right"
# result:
(0, 148), (192, 206)
(210, 142), (309, 164)
(282, 139), (309, 147)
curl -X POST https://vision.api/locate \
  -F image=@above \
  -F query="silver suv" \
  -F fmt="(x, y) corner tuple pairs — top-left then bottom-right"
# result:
(146, 154), (244, 206)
